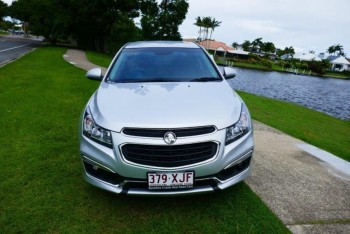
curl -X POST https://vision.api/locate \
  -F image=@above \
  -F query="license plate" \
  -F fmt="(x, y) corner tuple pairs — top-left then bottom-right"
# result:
(147, 171), (194, 190)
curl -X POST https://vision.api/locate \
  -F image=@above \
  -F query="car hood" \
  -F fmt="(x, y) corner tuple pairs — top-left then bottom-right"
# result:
(88, 81), (242, 132)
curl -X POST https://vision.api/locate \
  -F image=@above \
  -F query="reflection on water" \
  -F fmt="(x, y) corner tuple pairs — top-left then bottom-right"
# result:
(228, 67), (350, 120)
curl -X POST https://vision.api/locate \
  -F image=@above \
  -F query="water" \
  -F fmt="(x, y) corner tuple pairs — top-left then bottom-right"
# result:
(228, 67), (350, 120)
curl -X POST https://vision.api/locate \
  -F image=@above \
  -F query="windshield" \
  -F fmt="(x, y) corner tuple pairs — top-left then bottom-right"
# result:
(106, 47), (221, 83)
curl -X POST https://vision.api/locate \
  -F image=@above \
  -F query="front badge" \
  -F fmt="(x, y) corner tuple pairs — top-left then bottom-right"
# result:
(164, 132), (177, 145)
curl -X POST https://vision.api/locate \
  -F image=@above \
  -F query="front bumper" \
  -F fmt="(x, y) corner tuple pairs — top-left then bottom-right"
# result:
(80, 127), (254, 196)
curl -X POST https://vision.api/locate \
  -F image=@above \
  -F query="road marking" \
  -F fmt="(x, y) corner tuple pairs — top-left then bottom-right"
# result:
(0, 43), (31, 53)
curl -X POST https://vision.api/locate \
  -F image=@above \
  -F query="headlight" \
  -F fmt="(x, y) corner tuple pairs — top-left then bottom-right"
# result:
(83, 107), (113, 148)
(225, 103), (251, 145)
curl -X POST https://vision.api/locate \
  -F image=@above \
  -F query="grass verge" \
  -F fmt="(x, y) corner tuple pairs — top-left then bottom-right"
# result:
(237, 91), (350, 161)
(86, 50), (113, 68)
(0, 47), (289, 233)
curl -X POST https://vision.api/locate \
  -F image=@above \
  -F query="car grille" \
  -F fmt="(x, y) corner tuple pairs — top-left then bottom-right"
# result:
(122, 126), (216, 138)
(121, 142), (218, 167)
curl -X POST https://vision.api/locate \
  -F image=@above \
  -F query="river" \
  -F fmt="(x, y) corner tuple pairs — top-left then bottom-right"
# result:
(228, 67), (350, 120)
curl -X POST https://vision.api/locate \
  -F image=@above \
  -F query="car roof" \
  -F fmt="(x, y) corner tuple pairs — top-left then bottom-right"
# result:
(124, 41), (200, 49)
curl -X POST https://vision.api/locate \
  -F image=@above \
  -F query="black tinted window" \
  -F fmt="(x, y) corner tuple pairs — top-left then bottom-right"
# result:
(107, 48), (220, 83)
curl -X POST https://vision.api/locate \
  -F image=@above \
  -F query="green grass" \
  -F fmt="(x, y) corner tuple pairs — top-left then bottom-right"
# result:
(232, 62), (272, 71)
(0, 47), (289, 233)
(220, 58), (349, 79)
(86, 50), (113, 68)
(237, 91), (350, 161)
(324, 71), (349, 79)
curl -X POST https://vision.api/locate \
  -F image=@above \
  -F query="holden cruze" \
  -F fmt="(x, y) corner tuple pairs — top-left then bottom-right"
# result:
(79, 41), (254, 195)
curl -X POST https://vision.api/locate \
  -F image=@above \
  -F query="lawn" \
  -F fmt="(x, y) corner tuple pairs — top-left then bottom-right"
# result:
(0, 47), (289, 233)
(237, 91), (350, 162)
(86, 50), (113, 68)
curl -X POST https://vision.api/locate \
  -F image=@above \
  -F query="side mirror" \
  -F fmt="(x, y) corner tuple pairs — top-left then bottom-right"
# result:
(223, 66), (237, 79)
(86, 68), (103, 81)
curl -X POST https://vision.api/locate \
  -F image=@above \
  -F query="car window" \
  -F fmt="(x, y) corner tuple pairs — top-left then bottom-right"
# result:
(107, 48), (221, 83)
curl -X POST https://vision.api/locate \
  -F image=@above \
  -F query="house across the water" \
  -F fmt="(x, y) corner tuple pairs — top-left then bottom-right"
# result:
(197, 40), (249, 59)
(327, 56), (350, 72)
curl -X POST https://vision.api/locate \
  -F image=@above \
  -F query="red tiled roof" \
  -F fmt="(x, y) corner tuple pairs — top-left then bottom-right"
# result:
(198, 40), (233, 51)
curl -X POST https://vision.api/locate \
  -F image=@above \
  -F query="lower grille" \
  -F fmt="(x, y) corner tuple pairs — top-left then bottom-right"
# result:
(121, 142), (218, 167)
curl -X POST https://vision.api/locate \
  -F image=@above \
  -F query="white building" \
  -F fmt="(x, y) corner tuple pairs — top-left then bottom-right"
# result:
(294, 53), (321, 62)
(328, 56), (350, 72)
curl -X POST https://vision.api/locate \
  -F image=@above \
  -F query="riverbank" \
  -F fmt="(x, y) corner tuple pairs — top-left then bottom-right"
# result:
(237, 91), (350, 162)
(215, 57), (350, 80)
(229, 67), (350, 120)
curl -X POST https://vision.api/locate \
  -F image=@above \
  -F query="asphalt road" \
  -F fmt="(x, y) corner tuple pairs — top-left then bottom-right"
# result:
(0, 36), (42, 66)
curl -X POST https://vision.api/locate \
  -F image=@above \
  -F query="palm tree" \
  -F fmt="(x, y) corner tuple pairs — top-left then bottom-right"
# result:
(200, 16), (212, 48)
(194, 16), (203, 41)
(194, 16), (222, 49)
(284, 46), (295, 59)
(327, 45), (336, 57)
(208, 18), (221, 49)
(262, 42), (276, 54)
(208, 18), (221, 41)
(242, 40), (251, 51)
(232, 42), (239, 49)
(251, 37), (263, 52)
(334, 44), (344, 56)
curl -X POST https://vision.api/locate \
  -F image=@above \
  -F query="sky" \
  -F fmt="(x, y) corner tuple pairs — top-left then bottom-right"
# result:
(3, 0), (350, 56)
(179, 0), (350, 56)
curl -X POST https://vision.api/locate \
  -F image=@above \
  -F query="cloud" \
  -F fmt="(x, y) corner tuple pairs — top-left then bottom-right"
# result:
(180, 0), (350, 55)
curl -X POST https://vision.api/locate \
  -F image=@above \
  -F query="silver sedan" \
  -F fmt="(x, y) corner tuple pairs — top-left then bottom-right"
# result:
(79, 41), (254, 195)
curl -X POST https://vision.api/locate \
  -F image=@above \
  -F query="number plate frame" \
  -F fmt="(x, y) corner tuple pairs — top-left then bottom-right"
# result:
(147, 171), (195, 190)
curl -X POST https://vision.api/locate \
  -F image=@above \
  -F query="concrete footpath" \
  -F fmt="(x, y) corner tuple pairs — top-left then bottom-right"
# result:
(64, 49), (350, 234)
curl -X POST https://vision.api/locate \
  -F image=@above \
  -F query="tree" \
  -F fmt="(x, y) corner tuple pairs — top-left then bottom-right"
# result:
(327, 44), (345, 57)
(242, 40), (251, 51)
(261, 42), (276, 54)
(194, 16), (203, 41)
(107, 15), (141, 54)
(10, 0), (69, 40)
(140, 0), (189, 40)
(251, 37), (263, 50)
(208, 18), (221, 40)
(10, 0), (140, 51)
(308, 60), (331, 74)
(207, 17), (221, 49)
(71, 0), (139, 51)
(334, 44), (344, 56)
(200, 16), (212, 42)
(0, 20), (14, 31)
(0, 0), (8, 18)
(283, 46), (295, 58)
(231, 42), (239, 49)
(327, 45), (336, 56)
(193, 16), (221, 48)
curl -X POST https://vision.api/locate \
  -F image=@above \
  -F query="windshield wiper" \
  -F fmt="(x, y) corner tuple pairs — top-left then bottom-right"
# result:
(189, 77), (221, 82)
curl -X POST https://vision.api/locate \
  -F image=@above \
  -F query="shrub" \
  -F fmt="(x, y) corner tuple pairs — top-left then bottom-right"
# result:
(247, 53), (261, 61)
(284, 62), (292, 69)
(300, 63), (308, 70)
(307, 60), (330, 75)
(260, 59), (273, 69)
